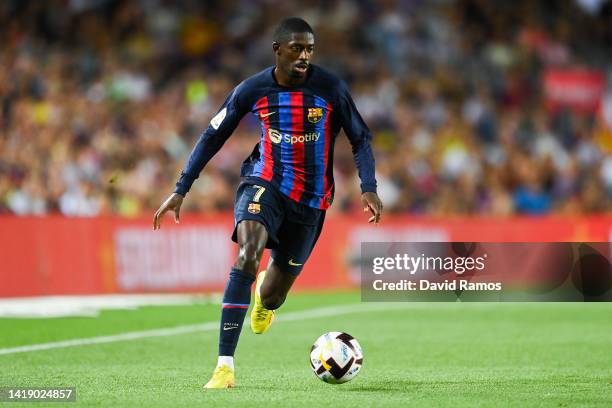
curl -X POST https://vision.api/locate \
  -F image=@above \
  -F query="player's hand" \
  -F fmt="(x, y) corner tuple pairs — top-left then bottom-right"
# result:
(361, 192), (383, 224)
(153, 193), (184, 230)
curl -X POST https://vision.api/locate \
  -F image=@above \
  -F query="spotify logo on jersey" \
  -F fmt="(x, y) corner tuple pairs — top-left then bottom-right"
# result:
(268, 129), (320, 144)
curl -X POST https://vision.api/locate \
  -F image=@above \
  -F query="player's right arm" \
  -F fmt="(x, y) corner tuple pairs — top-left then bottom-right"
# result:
(153, 84), (247, 230)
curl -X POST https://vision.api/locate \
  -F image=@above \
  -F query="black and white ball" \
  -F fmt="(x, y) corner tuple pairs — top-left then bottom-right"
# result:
(310, 332), (363, 384)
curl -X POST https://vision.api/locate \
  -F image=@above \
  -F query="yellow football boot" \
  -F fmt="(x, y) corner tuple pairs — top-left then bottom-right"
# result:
(203, 365), (235, 389)
(250, 270), (275, 334)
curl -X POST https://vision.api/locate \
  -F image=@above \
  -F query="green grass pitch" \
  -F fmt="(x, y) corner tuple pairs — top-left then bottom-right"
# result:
(1, 292), (611, 407)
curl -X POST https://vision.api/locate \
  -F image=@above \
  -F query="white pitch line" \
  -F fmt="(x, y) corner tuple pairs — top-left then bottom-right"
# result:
(0, 302), (407, 356)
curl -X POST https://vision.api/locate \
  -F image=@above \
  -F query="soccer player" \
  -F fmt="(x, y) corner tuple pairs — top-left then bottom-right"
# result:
(153, 17), (382, 388)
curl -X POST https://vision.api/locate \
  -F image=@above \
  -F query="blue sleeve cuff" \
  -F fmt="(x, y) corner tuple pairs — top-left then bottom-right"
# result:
(174, 172), (197, 196)
(360, 183), (377, 194)
(173, 186), (188, 197)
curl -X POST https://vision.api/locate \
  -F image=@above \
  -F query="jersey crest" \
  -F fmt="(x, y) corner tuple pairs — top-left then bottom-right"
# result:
(307, 107), (323, 123)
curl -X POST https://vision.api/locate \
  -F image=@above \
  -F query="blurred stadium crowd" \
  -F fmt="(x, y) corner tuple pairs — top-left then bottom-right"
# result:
(1, 0), (612, 217)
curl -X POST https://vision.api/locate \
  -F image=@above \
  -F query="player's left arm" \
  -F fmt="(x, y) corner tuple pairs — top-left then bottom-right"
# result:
(337, 81), (383, 224)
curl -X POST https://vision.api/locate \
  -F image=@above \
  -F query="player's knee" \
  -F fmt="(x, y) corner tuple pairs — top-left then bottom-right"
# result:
(236, 242), (264, 274)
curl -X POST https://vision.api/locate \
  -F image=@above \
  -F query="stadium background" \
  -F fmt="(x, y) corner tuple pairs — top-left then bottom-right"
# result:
(1, 0), (612, 296)
(1, 3), (612, 407)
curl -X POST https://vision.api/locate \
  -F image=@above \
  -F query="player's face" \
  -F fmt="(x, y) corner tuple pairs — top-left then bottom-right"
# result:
(276, 32), (315, 78)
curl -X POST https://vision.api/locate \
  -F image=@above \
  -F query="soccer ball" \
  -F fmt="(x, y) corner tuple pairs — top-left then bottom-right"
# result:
(309, 331), (363, 384)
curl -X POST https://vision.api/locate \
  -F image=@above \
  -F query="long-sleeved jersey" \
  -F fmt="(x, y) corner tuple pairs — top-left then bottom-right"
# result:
(174, 65), (377, 210)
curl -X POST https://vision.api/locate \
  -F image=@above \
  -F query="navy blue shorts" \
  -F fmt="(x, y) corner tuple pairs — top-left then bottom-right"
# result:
(232, 178), (325, 275)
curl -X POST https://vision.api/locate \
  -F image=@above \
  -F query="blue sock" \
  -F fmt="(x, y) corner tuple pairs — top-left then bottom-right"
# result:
(218, 268), (255, 357)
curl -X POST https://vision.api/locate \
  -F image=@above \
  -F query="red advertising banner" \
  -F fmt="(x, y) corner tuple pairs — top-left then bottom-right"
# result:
(543, 68), (605, 113)
(1, 215), (612, 297)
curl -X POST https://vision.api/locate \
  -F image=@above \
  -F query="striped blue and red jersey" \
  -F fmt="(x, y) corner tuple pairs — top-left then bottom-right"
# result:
(175, 65), (377, 210)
